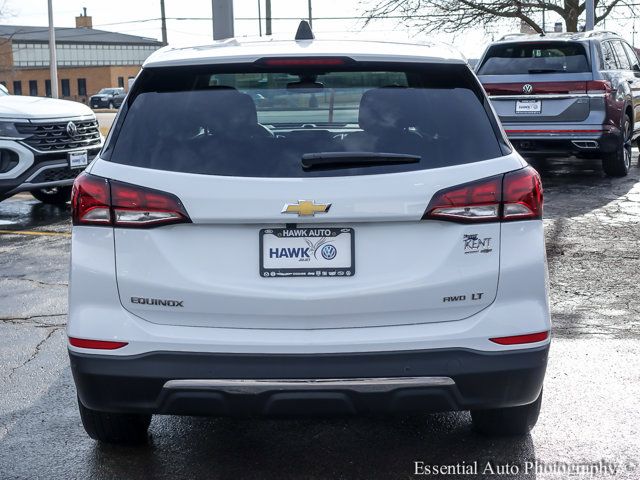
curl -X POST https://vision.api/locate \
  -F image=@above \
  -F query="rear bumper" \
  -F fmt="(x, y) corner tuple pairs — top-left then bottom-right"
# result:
(70, 345), (549, 416)
(505, 126), (621, 157)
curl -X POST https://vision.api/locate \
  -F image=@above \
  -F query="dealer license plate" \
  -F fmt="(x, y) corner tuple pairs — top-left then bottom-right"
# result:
(68, 150), (88, 169)
(260, 227), (355, 278)
(515, 99), (542, 114)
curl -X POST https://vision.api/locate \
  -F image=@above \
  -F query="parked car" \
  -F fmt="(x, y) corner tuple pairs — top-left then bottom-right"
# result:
(68, 23), (550, 445)
(89, 87), (126, 109)
(476, 31), (640, 176)
(0, 88), (102, 205)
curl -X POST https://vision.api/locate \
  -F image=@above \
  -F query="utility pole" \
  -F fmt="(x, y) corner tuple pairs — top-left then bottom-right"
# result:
(160, 0), (168, 45)
(257, 0), (262, 36)
(585, 0), (595, 31)
(212, 0), (234, 40)
(265, 0), (272, 35)
(308, 0), (312, 29)
(47, 0), (58, 98)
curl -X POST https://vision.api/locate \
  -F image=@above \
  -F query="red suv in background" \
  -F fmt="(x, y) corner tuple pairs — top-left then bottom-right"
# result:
(476, 31), (640, 177)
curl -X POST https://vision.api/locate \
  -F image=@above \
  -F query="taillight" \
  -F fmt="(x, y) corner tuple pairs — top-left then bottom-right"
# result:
(423, 166), (542, 223)
(71, 173), (191, 228)
(110, 180), (190, 227)
(587, 80), (612, 94)
(502, 167), (543, 220)
(423, 176), (502, 222)
(71, 174), (111, 225)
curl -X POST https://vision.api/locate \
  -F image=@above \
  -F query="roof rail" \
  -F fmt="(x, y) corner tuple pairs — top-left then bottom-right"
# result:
(498, 33), (529, 41)
(295, 20), (314, 41)
(583, 30), (619, 38)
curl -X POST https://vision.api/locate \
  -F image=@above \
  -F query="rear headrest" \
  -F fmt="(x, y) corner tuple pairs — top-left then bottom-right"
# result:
(358, 87), (419, 135)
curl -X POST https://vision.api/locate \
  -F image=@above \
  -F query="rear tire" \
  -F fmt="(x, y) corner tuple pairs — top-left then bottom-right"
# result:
(471, 390), (542, 436)
(78, 397), (151, 445)
(30, 186), (72, 205)
(602, 115), (632, 177)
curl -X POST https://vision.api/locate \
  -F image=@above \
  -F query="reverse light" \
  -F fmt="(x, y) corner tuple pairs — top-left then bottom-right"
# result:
(423, 166), (542, 223)
(490, 331), (549, 345)
(71, 173), (191, 228)
(68, 337), (128, 350)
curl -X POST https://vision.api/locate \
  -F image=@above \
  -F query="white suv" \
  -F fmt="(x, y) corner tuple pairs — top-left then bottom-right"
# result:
(0, 88), (102, 204)
(68, 26), (550, 444)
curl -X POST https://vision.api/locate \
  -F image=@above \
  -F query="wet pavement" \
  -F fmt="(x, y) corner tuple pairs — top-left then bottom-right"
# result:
(1, 156), (640, 479)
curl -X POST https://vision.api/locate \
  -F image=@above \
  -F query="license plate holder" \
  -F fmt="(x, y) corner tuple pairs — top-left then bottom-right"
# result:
(260, 227), (355, 278)
(68, 150), (88, 169)
(515, 99), (542, 114)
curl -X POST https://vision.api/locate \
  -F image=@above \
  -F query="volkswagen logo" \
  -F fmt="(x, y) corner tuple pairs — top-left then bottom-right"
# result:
(321, 244), (337, 260)
(522, 84), (534, 94)
(66, 121), (79, 138)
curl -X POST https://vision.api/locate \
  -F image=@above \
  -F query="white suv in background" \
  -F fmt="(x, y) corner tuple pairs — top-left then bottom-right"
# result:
(68, 25), (551, 445)
(0, 88), (102, 204)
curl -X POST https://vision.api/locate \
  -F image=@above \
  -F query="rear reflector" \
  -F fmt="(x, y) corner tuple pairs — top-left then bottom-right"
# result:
(423, 166), (542, 223)
(72, 173), (191, 228)
(490, 331), (549, 345)
(68, 337), (128, 350)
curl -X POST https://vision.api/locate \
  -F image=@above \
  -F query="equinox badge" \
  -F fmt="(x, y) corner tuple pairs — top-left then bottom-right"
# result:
(282, 200), (331, 217)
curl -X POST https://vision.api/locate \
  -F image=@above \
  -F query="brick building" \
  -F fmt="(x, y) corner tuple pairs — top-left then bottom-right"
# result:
(0, 12), (162, 103)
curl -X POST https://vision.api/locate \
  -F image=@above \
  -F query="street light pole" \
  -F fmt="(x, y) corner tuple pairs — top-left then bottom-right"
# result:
(160, 0), (168, 45)
(212, 0), (235, 40)
(47, 0), (59, 98)
(265, 0), (272, 35)
(258, 0), (262, 36)
(585, 0), (595, 31)
(308, 0), (312, 29)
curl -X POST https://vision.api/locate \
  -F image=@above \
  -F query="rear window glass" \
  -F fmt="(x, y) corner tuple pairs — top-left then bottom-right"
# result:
(478, 42), (590, 75)
(103, 62), (503, 178)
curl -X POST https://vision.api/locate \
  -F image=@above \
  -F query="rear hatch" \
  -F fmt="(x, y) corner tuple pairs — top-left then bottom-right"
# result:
(477, 41), (596, 124)
(87, 60), (522, 330)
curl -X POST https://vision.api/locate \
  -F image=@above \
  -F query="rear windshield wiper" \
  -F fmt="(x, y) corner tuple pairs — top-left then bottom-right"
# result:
(301, 152), (421, 170)
(527, 68), (566, 74)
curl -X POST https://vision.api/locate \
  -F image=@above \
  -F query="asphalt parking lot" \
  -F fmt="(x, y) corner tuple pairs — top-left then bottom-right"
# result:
(1, 154), (640, 480)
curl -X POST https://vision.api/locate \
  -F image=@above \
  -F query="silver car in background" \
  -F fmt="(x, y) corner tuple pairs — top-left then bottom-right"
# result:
(476, 31), (640, 177)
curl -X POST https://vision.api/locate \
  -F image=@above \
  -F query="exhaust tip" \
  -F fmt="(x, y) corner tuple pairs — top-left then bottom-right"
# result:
(572, 140), (599, 149)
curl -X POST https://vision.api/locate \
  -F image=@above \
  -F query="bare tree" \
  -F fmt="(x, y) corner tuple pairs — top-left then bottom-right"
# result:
(364, 1), (635, 34)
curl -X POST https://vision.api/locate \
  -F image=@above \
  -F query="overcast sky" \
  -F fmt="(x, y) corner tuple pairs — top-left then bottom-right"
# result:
(2, 0), (638, 58)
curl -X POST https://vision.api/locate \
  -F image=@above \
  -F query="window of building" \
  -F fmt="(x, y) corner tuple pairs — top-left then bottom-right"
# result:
(61, 79), (70, 97)
(29, 80), (38, 96)
(117, 77), (124, 88)
(77, 78), (87, 96)
(13, 80), (22, 95)
(45, 79), (52, 97)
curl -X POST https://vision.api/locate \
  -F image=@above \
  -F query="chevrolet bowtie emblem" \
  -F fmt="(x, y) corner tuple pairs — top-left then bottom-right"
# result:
(282, 200), (331, 216)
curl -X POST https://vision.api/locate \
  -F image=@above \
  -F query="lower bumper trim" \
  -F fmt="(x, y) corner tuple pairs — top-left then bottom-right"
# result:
(163, 376), (456, 394)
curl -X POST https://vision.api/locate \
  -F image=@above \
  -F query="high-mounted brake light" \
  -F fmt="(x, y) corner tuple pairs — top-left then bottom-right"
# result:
(490, 331), (549, 345)
(423, 166), (542, 223)
(258, 57), (348, 67)
(71, 173), (191, 228)
(68, 337), (128, 350)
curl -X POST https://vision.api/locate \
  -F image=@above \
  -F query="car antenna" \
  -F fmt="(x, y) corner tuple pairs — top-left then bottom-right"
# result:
(295, 20), (314, 41)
